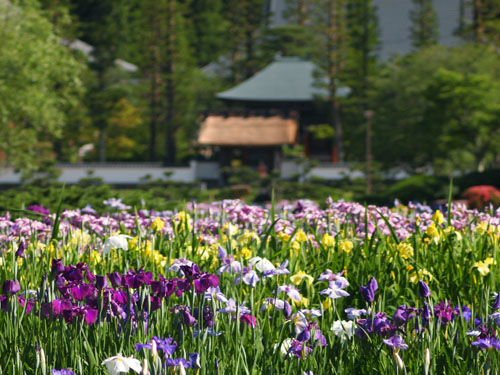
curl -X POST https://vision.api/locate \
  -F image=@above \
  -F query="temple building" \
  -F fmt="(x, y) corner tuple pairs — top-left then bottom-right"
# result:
(197, 56), (350, 172)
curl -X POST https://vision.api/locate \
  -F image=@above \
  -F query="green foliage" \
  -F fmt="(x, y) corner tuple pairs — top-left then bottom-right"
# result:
(423, 68), (500, 172)
(0, 1), (85, 173)
(371, 44), (500, 173)
(376, 174), (448, 204)
(409, 0), (438, 49)
(185, 0), (228, 66)
(260, 25), (318, 63)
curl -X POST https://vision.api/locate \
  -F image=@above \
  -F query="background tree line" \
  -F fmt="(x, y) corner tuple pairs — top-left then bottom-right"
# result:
(1, 0), (500, 176)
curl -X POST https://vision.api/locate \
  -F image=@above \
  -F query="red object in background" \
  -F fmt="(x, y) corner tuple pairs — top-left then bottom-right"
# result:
(463, 185), (500, 209)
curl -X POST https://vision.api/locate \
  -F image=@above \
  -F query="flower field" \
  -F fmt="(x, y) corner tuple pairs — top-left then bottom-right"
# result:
(1, 198), (500, 375)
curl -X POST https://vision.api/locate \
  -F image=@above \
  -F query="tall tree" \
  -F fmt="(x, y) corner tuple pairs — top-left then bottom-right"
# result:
(409, 0), (439, 49)
(0, 1), (85, 173)
(70, 0), (142, 162)
(185, 0), (227, 67)
(223, 0), (267, 81)
(472, 0), (500, 46)
(312, 0), (348, 163)
(344, 0), (379, 103)
(284, 0), (312, 27)
(139, 0), (197, 164)
(343, 0), (379, 179)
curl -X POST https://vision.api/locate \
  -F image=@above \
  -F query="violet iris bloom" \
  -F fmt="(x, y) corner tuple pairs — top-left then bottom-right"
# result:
(96, 275), (108, 290)
(263, 260), (290, 278)
(287, 339), (312, 359)
(234, 268), (259, 288)
(51, 369), (77, 375)
(194, 273), (219, 294)
(240, 313), (257, 328)
(70, 283), (95, 301)
(319, 281), (350, 300)
(360, 277), (378, 303)
(124, 268), (153, 289)
(318, 269), (349, 289)
(418, 280), (431, 298)
(383, 335), (409, 350)
(51, 259), (65, 274)
(136, 337), (177, 356)
(3, 280), (20, 295)
(180, 264), (201, 281)
(434, 302), (458, 324)
(472, 337), (500, 351)
(15, 240), (25, 258)
(345, 308), (366, 320)
(493, 293), (500, 311)
(278, 285), (302, 302)
(17, 296), (35, 314)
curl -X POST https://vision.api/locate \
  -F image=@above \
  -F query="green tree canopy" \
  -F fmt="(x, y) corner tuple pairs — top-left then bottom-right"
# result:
(0, 1), (85, 173)
(370, 44), (500, 173)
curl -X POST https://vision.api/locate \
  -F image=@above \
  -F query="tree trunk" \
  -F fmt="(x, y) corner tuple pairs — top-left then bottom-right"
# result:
(99, 127), (106, 163)
(164, 0), (176, 164)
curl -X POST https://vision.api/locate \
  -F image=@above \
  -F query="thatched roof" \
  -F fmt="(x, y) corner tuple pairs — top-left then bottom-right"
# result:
(198, 115), (297, 146)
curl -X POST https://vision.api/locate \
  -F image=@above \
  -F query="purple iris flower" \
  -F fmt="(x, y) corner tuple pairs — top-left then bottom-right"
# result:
(460, 305), (472, 323)
(175, 305), (197, 326)
(180, 264), (201, 281)
(204, 286), (228, 303)
(51, 259), (65, 274)
(421, 301), (431, 321)
(218, 298), (250, 315)
(15, 240), (25, 258)
(81, 204), (96, 215)
(287, 339), (312, 359)
(17, 296), (35, 314)
(51, 369), (76, 375)
(263, 260), (290, 278)
(418, 280), (431, 298)
(151, 277), (178, 298)
(95, 275), (108, 290)
(278, 284), (302, 302)
(3, 280), (20, 295)
(383, 335), (409, 350)
(27, 204), (50, 215)
(176, 278), (192, 294)
(472, 337), (500, 351)
(393, 305), (408, 327)
(319, 281), (350, 299)
(194, 273), (219, 294)
(360, 277), (378, 303)
(70, 283), (95, 301)
(493, 293), (500, 311)
(345, 308), (366, 320)
(434, 302), (458, 324)
(65, 263), (89, 282)
(136, 337), (177, 356)
(234, 268), (259, 287)
(240, 313), (257, 328)
(124, 268), (153, 289)
(356, 313), (395, 338)
(260, 298), (292, 317)
(318, 269), (349, 288)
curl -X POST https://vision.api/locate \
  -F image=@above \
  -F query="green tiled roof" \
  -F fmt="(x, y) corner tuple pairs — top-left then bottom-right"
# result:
(217, 57), (350, 102)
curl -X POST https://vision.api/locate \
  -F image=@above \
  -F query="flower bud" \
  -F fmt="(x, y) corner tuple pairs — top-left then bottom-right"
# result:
(393, 351), (404, 369)
(151, 340), (157, 358)
(424, 348), (430, 375)
(418, 280), (431, 298)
